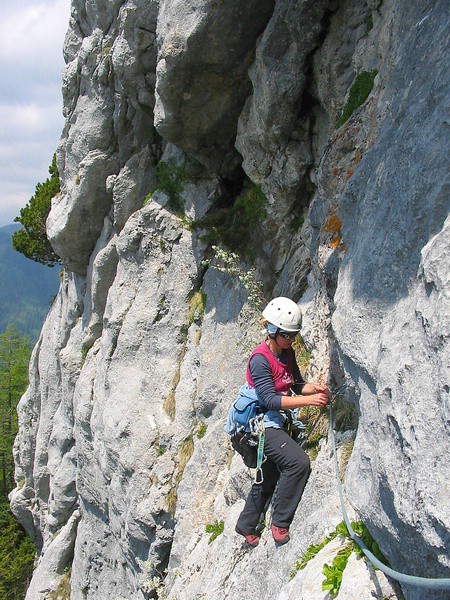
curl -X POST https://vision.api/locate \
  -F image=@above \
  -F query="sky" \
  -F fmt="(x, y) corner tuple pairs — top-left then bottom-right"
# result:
(0, 0), (71, 226)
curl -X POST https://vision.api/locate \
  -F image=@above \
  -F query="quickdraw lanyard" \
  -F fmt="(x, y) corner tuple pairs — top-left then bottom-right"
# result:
(250, 415), (265, 485)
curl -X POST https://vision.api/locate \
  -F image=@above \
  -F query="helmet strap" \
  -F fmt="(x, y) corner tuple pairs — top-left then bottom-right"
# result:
(267, 330), (282, 354)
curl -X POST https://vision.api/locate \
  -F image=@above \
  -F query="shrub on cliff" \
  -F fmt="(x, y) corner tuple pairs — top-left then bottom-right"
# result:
(190, 182), (268, 259)
(12, 155), (61, 267)
(144, 158), (189, 217)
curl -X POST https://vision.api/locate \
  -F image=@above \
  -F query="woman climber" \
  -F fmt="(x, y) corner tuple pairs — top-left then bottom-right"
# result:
(233, 297), (331, 546)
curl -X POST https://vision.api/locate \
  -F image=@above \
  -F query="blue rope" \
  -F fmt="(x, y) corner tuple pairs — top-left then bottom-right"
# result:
(329, 403), (450, 590)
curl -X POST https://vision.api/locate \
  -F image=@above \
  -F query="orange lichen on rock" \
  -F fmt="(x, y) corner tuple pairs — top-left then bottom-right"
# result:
(321, 212), (342, 235)
(321, 209), (345, 251)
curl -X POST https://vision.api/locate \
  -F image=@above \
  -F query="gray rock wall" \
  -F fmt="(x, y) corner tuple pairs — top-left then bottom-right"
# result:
(332, 3), (450, 591)
(11, 0), (449, 598)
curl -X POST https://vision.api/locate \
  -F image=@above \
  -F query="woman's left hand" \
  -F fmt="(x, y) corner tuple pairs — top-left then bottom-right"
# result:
(314, 384), (331, 401)
(303, 382), (331, 401)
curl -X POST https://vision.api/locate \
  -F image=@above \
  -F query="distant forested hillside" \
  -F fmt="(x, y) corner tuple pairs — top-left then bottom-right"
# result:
(0, 224), (61, 341)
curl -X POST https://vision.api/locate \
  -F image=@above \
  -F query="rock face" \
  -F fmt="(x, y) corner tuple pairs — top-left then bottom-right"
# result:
(154, 0), (276, 175)
(11, 0), (449, 599)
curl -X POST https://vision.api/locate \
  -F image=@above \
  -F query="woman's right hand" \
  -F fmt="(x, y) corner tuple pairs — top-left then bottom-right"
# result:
(280, 392), (330, 410)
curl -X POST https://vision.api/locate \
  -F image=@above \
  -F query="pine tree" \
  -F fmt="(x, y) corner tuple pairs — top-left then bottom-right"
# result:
(0, 325), (31, 495)
(12, 155), (61, 267)
(0, 325), (35, 599)
(0, 504), (35, 599)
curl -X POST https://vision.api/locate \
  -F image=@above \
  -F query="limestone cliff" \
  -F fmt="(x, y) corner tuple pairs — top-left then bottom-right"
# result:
(11, 0), (449, 599)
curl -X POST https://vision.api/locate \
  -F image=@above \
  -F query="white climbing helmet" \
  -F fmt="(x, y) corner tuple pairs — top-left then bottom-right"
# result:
(262, 297), (302, 332)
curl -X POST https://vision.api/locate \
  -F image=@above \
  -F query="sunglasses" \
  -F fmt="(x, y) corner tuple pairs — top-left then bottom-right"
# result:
(278, 330), (298, 340)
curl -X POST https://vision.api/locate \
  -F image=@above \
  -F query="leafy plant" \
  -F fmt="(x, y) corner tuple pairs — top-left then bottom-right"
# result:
(80, 344), (89, 366)
(290, 212), (305, 232)
(145, 158), (189, 216)
(203, 246), (268, 353)
(351, 520), (386, 563)
(205, 520), (224, 544)
(207, 246), (266, 312)
(322, 521), (388, 597)
(336, 70), (378, 128)
(191, 183), (268, 258)
(291, 522), (346, 577)
(322, 544), (353, 596)
(291, 535), (336, 576)
(12, 155), (61, 267)
(137, 560), (168, 597)
(292, 520), (387, 595)
(196, 423), (207, 439)
(365, 13), (374, 35)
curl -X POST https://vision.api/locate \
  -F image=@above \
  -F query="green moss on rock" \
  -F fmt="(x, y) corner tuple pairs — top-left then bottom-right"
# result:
(337, 70), (378, 128)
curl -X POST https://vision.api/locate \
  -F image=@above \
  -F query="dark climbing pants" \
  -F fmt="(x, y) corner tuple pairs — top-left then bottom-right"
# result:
(236, 427), (311, 531)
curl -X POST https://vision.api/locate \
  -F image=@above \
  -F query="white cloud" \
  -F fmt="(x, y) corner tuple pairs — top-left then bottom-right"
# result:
(0, 0), (70, 226)
(0, 1), (68, 62)
(0, 101), (62, 140)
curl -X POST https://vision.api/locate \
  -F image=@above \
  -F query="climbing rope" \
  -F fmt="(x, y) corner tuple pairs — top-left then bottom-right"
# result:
(328, 402), (450, 590)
